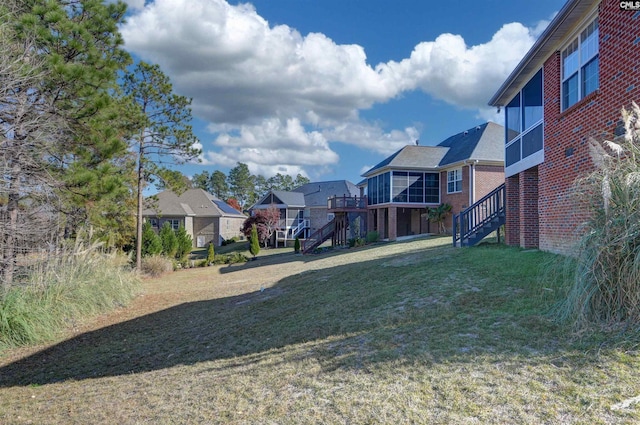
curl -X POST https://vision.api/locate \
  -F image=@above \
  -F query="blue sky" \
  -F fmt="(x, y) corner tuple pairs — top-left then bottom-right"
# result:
(119, 0), (564, 187)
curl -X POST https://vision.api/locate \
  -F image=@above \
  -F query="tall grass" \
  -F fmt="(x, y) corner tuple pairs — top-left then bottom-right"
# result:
(0, 241), (140, 350)
(561, 102), (640, 326)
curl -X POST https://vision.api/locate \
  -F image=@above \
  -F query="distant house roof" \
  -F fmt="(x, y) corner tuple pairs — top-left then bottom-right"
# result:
(292, 180), (358, 207)
(253, 190), (306, 209)
(143, 188), (245, 218)
(363, 122), (504, 177)
(488, 0), (598, 106)
(250, 180), (359, 210)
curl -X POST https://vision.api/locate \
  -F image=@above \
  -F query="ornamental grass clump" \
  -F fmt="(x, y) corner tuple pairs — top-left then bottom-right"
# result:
(562, 102), (640, 326)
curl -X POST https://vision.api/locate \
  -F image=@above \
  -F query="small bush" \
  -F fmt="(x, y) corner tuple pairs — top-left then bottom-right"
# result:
(140, 255), (174, 277)
(294, 236), (301, 253)
(366, 231), (380, 243)
(207, 243), (215, 264)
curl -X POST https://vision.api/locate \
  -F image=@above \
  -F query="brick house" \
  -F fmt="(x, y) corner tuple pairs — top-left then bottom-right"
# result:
(361, 122), (505, 240)
(143, 188), (246, 248)
(489, 0), (639, 254)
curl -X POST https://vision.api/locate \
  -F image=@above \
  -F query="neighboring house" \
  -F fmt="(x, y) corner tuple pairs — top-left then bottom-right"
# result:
(143, 188), (246, 248)
(250, 180), (359, 246)
(361, 122), (505, 240)
(488, 0), (639, 254)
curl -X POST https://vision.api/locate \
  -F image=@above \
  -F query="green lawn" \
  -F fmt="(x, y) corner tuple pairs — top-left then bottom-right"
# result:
(1, 236), (639, 424)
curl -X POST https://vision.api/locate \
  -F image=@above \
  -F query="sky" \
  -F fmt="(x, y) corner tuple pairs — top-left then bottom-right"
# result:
(118, 0), (565, 188)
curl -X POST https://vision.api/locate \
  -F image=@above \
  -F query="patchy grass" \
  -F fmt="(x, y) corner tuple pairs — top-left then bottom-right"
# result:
(1, 237), (639, 424)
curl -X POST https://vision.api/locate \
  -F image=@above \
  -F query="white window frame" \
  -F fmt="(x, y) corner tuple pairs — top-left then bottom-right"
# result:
(169, 219), (180, 230)
(447, 169), (462, 194)
(147, 218), (159, 228)
(561, 16), (599, 111)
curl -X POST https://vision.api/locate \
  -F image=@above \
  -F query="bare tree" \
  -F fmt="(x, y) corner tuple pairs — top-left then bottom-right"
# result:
(0, 21), (66, 286)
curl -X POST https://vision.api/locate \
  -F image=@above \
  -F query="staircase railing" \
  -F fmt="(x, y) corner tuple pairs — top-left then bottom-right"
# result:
(453, 183), (506, 247)
(302, 219), (336, 254)
(288, 219), (310, 238)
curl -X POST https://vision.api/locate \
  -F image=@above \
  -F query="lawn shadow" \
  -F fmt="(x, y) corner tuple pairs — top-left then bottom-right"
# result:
(0, 239), (624, 387)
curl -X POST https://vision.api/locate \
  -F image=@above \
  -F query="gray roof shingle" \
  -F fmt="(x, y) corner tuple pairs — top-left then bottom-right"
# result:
(143, 188), (245, 218)
(362, 122), (504, 176)
(293, 180), (358, 207)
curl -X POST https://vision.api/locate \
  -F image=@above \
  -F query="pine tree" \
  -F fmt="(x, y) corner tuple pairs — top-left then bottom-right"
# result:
(122, 61), (201, 270)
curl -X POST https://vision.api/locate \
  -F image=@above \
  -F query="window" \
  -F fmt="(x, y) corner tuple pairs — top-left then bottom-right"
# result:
(367, 172), (390, 205)
(504, 69), (544, 176)
(147, 218), (158, 228)
(562, 17), (598, 110)
(447, 169), (462, 193)
(169, 219), (180, 230)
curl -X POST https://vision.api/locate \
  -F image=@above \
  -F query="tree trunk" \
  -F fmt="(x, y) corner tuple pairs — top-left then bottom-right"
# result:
(135, 139), (145, 270)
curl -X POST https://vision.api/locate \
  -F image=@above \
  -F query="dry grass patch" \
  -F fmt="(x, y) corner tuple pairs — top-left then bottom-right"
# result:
(1, 237), (640, 424)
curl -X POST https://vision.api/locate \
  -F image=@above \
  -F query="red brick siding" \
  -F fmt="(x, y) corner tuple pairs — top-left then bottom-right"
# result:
(520, 167), (540, 248)
(513, 1), (639, 254)
(441, 167), (468, 232)
(474, 165), (505, 201)
(505, 175), (520, 246)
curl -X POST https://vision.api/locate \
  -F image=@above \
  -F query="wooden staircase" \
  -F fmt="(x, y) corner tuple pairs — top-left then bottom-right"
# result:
(302, 219), (336, 254)
(453, 183), (506, 247)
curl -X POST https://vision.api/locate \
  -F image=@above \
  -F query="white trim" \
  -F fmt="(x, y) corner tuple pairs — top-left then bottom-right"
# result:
(447, 168), (463, 194)
(560, 14), (599, 111)
(505, 149), (544, 178)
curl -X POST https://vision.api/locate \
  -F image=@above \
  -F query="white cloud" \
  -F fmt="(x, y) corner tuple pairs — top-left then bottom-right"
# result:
(120, 0), (543, 178)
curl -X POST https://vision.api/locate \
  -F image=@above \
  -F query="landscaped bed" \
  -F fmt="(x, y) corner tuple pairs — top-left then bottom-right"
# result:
(1, 236), (639, 424)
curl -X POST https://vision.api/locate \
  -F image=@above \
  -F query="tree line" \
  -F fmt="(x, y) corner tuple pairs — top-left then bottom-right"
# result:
(191, 163), (310, 212)
(0, 0), (200, 283)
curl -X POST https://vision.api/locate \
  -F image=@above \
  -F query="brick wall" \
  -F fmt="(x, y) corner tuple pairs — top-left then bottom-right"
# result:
(537, 1), (639, 254)
(505, 174), (520, 246)
(474, 164), (505, 201)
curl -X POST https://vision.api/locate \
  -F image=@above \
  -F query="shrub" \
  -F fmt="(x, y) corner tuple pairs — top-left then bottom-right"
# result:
(159, 222), (178, 257)
(249, 224), (260, 258)
(366, 231), (380, 243)
(560, 102), (640, 326)
(174, 225), (192, 262)
(141, 221), (162, 257)
(0, 244), (140, 349)
(294, 236), (301, 253)
(207, 243), (215, 264)
(140, 255), (174, 277)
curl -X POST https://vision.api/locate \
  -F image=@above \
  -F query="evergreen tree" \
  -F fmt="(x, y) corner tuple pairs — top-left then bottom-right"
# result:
(122, 61), (201, 270)
(141, 222), (162, 257)
(228, 162), (254, 211)
(175, 226), (193, 262)
(207, 242), (215, 264)
(210, 170), (229, 199)
(192, 171), (211, 192)
(249, 224), (260, 258)
(1, 0), (133, 285)
(159, 222), (178, 257)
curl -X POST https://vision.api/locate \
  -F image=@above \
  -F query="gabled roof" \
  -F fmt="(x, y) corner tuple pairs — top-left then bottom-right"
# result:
(489, 0), (599, 106)
(362, 122), (504, 177)
(143, 188), (245, 218)
(292, 180), (359, 207)
(254, 190), (306, 208)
